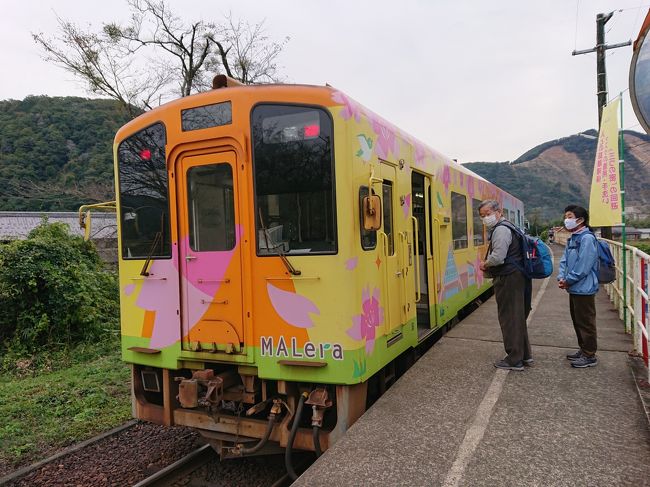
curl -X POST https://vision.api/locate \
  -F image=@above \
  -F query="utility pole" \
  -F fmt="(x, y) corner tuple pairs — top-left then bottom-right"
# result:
(572, 11), (631, 239)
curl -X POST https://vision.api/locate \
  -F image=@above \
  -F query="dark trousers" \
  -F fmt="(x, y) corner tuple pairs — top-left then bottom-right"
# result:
(493, 271), (532, 365)
(569, 294), (597, 356)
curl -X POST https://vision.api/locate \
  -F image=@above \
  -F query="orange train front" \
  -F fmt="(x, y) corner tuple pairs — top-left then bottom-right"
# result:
(115, 81), (525, 458)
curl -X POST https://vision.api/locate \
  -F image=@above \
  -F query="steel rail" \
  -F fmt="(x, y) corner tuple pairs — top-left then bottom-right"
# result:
(131, 443), (215, 487)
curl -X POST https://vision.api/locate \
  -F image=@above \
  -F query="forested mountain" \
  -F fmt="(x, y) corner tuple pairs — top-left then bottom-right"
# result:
(465, 130), (650, 223)
(0, 96), (131, 210)
(1, 96), (649, 224)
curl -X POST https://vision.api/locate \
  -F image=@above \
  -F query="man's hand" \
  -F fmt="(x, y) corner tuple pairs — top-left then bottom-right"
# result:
(479, 260), (487, 272)
(558, 279), (568, 289)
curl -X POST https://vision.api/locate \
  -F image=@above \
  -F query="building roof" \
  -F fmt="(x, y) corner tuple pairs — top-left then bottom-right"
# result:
(0, 211), (116, 240)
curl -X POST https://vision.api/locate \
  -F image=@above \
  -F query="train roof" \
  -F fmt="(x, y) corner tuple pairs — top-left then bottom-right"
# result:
(115, 83), (521, 207)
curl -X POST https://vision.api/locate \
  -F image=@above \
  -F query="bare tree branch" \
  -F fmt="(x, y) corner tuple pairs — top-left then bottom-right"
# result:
(32, 1), (289, 116)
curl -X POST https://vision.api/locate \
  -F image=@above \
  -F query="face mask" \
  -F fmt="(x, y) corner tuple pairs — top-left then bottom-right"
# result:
(482, 214), (498, 227)
(564, 218), (579, 230)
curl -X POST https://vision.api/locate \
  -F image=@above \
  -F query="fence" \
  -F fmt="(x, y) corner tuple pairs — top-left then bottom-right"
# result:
(603, 239), (650, 382)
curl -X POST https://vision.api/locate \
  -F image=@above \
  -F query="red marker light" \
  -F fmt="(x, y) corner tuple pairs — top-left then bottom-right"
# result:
(139, 149), (152, 160)
(304, 124), (319, 137)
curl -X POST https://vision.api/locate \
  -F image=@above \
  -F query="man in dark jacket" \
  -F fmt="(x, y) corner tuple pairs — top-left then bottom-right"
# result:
(479, 200), (533, 371)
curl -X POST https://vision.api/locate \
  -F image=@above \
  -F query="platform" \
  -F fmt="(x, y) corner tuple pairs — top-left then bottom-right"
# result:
(294, 245), (650, 486)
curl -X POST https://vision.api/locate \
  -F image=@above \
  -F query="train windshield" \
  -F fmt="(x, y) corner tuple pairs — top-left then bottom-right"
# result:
(117, 122), (171, 259)
(252, 104), (336, 255)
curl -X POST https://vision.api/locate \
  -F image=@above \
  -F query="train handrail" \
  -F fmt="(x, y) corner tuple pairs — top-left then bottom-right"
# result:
(378, 230), (392, 333)
(410, 216), (421, 303)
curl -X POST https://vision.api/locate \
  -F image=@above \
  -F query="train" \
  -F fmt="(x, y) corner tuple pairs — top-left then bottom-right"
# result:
(112, 76), (524, 474)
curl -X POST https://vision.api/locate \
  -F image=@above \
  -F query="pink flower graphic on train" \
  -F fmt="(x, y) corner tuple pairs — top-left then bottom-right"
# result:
(135, 256), (181, 349)
(345, 256), (359, 271)
(440, 165), (451, 194)
(371, 118), (399, 159)
(347, 287), (384, 354)
(402, 193), (411, 219)
(467, 176), (475, 199)
(414, 142), (427, 168)
(331, 91), (362, 122)
(267, 283), (320, 328)
(182, 226), (243, 331)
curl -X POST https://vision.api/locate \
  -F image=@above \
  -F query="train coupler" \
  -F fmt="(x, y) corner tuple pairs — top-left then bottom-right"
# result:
(305, 387), (332, 427)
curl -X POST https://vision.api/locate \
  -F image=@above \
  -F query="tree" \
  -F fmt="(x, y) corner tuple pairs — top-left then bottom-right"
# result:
(0, 220), (119, 353)
(33, 0), (288, 115)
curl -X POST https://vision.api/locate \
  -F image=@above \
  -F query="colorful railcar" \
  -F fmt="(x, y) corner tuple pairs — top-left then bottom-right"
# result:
(115, 80), (524, 458)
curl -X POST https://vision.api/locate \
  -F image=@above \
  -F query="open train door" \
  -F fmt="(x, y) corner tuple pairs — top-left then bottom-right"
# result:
(176, 150), (246, 357)
(411, 172), (436, 339)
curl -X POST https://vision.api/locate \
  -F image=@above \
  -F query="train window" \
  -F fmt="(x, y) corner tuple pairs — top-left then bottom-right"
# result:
(181, 101), (232, 131)
(517, 209), (521, 228)
(472, 198), (485, 246)
(383, 182), (394, 256)
(359, 186), (377, 250)
(186, 164), (236, 251)
(117, 122), (171, 259)
(451, 192), (468, 250)
(252, 104), (336, 255)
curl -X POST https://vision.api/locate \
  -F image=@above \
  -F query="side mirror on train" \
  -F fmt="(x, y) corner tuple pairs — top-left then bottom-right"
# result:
(363, 195), (382, 231)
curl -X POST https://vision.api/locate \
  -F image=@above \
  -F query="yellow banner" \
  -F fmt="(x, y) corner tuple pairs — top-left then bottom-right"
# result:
(589, 99), (622, 226)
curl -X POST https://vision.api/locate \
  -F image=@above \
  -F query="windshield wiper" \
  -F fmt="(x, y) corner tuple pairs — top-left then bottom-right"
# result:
(140, 231), (162, 276)
(259, 209), (301, 276)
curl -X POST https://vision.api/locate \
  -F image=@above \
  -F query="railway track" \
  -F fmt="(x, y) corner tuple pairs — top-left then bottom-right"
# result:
(2, 420), (312, 487)
(131, 444), (216, 486)
(132, 446), (314, 487)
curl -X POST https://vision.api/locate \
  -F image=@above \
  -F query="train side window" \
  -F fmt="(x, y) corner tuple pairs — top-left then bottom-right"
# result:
(472, 198), (485, 246)
(451, 191), (468, 250)
(517, 209), (521, 228)
(359, 186), (377, 250)
(382, 182), (395, 256)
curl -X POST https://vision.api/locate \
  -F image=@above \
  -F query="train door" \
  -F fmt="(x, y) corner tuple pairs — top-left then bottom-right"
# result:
(411, 172), (434, 339)
(177, 151), (245, 353)
(379, 163), (403, 333)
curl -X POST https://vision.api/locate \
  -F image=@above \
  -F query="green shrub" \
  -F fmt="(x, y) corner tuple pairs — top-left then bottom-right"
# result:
(633, 242), (650, 255)
(0, 220), (119, 354)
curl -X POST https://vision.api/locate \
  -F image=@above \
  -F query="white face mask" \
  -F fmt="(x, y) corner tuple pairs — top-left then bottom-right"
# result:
(482, 214), (498, 227)
(564, 218), (579, 230)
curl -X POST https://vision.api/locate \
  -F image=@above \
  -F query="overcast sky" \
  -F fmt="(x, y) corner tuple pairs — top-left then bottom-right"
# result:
(2, 0), (648, 162)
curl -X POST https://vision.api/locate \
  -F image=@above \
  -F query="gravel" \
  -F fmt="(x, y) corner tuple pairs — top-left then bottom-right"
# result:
(3, 421), (306, 486)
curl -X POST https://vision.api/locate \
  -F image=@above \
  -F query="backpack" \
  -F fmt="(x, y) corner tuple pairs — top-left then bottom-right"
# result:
(575, 231), (616, 284)
(493, 221), (554, 279)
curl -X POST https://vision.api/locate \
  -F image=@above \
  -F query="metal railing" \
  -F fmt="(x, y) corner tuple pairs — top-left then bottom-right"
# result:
(602, 239), (649, 382)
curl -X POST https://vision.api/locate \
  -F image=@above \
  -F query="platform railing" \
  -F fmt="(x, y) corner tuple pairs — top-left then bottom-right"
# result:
(602, 239), (649, 382)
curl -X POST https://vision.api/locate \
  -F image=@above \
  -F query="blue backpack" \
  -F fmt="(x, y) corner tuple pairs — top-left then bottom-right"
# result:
(495, 221), (554, 279)
(576, 231), (616, 284)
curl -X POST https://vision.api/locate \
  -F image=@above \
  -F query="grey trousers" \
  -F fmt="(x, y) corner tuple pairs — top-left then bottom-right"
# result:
(493, 271), (532, 365)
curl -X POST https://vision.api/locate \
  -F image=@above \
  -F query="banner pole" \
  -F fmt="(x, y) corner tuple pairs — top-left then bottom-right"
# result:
(619, 93), (628, 333)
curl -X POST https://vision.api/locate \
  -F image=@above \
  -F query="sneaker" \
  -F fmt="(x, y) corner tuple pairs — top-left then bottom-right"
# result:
(494, 359), (524, 371)
(566, 350), (583, 361)
(571, 355), (598, 368)
(523, 358), (534, 366)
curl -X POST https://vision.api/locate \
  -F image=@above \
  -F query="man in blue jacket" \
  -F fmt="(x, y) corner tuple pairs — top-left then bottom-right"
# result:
(557, 205), (600, 368)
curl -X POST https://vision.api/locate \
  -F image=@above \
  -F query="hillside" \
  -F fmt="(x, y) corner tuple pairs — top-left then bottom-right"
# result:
(465, 130), (650, 222)
(0, 96), (131, 211)
(1, 96), (649, 223)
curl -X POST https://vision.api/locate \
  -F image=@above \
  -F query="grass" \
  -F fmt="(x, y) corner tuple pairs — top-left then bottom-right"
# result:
(0, 339), (132, 470)
(628, 239), (650, 255)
